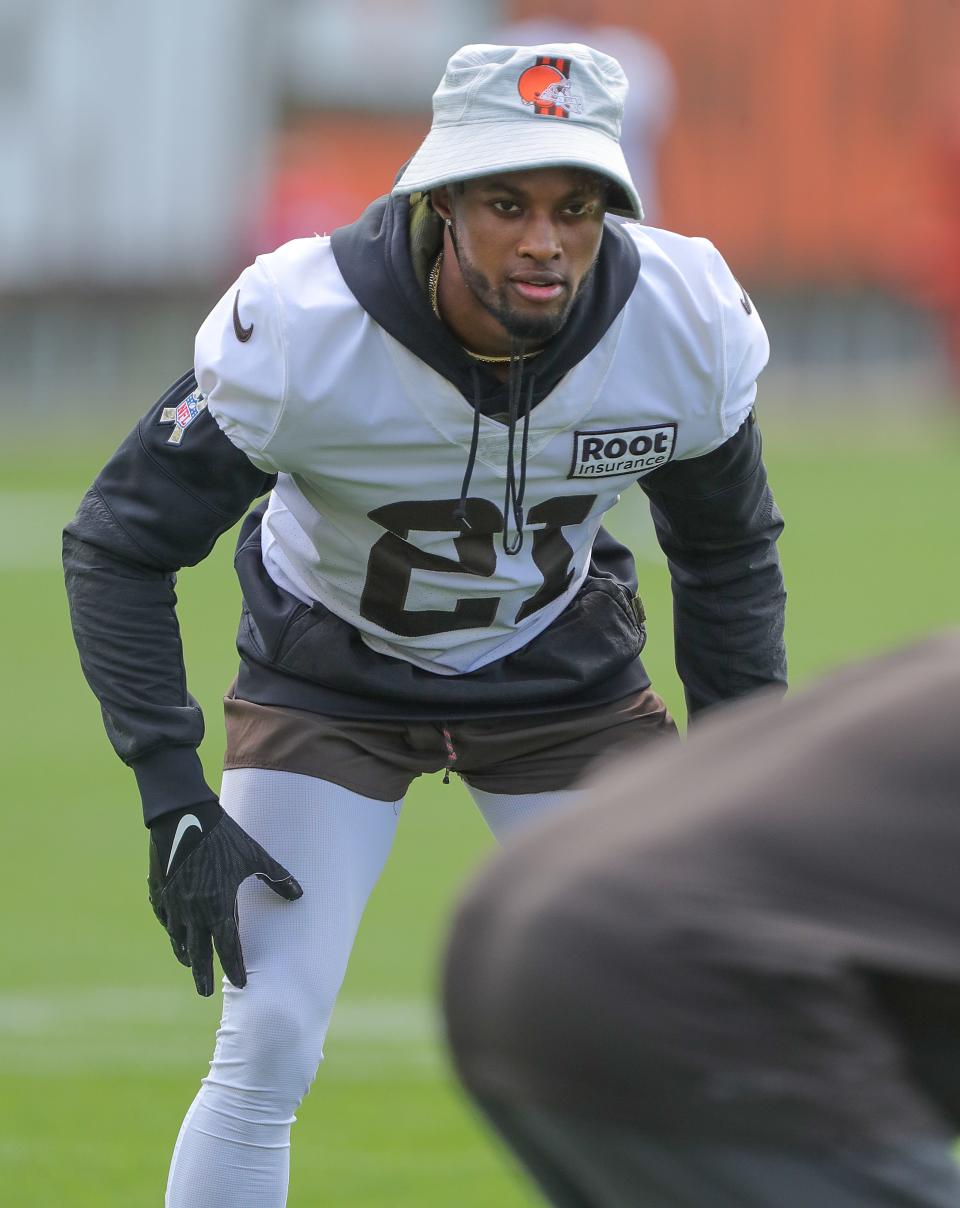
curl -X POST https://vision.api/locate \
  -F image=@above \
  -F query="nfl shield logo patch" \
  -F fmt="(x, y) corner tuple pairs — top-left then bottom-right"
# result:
(160, 391), (207, 445)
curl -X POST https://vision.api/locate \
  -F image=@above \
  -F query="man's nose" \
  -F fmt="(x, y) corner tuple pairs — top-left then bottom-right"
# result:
(517, 213), (562, 260)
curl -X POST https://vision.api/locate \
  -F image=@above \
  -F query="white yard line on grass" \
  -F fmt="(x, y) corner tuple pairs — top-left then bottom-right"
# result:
(0, 987), (443, 1078)
(0, 987), (436, 1037)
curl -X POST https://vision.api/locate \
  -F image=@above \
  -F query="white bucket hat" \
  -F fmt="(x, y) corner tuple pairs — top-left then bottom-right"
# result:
(393, 42), (644, 220)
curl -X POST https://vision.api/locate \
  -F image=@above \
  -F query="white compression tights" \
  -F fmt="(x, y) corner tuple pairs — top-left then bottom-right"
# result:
(165, 768), (583, 1208)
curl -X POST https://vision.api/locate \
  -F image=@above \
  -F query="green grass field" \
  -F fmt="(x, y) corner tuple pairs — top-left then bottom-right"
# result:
(1, 406), (958, 1206)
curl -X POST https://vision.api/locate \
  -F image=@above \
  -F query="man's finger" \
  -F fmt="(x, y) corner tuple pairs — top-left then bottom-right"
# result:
(169, 931), (191, 967)
(214, 914), (247, 989)
(165, 916), (191, 966)
(187, 928), (215, 997)
(255, 866), (303, 902)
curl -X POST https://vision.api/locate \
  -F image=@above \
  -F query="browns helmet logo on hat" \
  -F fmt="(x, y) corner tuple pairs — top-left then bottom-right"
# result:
(517, 56), (584, 119)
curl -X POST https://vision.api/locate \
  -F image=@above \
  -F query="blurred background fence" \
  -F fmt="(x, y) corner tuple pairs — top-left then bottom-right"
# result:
(3, 0), (960, 416)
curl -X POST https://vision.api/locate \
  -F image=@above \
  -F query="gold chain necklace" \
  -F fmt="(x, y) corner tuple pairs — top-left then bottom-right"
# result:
(428, 253), (542, 364)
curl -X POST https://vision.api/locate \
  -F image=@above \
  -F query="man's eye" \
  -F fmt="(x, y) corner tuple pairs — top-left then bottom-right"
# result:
(492, 200), (520, 213)
(565, 201), (597, 216)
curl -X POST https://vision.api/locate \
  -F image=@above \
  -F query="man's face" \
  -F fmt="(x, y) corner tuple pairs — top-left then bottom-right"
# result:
(434, 167), (607, 346)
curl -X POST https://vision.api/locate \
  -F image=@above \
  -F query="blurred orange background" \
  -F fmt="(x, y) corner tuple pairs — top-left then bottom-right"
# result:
(265, 0), (960, 294)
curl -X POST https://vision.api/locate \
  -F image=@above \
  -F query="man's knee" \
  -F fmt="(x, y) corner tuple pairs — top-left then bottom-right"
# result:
(215, 982), (336, 1106)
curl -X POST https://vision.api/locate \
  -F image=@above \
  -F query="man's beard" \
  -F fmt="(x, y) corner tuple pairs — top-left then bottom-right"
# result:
(450, 231), (594, 346)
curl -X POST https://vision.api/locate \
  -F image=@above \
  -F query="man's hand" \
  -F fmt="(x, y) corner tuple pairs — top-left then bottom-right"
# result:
(147, 801), (303, 996)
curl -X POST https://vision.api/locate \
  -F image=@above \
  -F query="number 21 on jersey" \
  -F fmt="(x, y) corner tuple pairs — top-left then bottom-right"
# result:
(359, 494), (596, 637)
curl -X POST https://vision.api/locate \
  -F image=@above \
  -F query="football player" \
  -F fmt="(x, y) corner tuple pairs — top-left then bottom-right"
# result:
(443, 633), (960, 1208)
(63, 42), (786, 1207)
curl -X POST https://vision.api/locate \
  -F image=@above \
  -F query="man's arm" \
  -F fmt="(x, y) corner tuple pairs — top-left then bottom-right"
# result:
(639, 412), (786, 718)
(63, 371), (301, 996)
(63, 370), (276, 817)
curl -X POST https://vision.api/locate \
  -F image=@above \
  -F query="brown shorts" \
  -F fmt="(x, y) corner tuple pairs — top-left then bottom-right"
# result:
(223, 688), (677, 801)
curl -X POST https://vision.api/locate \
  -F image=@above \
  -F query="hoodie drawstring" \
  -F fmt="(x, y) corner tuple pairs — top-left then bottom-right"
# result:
(453, 356), (535, 557)
(501, 345), (535, 555)
(452, 365), (483, 531)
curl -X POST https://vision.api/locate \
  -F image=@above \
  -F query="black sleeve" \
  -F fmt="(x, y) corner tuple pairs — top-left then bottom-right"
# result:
(62, 371), (276, 823)
(639, 413), (786, 718)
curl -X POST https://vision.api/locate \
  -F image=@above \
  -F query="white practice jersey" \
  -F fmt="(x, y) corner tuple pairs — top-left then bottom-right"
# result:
(195, 226), (768, 676)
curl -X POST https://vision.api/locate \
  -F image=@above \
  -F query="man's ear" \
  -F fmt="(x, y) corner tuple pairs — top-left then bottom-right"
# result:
(431, 186), (453, 222)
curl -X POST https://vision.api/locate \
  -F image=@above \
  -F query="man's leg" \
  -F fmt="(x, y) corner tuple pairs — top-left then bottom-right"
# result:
(165, 768), (401, 1208)
(468, 785), (586, 841)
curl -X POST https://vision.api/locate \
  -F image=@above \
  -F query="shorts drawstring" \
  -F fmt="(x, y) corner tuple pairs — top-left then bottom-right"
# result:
(441, 724), (458, 784)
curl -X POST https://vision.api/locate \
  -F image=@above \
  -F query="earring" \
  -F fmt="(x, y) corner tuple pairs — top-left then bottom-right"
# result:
(445, 218), (452, 227)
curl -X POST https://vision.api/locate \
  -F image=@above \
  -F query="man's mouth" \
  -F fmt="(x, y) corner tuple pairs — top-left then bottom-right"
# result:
(509, 273), (566, 303)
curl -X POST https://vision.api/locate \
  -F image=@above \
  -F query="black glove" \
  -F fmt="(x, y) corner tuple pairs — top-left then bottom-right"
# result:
(147, 800), (303, 996)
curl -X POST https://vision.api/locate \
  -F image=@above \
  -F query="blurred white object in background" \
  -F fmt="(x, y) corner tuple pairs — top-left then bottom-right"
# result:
(281, 0), (495, 111)
(0, 0), (496, 289)
(0, 0), (277, 287)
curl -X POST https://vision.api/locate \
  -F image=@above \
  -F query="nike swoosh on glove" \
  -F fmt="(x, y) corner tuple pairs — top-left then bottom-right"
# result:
(148, 802), (303, 996)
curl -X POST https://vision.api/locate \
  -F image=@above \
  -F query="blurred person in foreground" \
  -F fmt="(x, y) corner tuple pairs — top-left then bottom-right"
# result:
(443, 631), (960, 1207)
(500, 0), (675, 225)
(63, 41), (784, 1207)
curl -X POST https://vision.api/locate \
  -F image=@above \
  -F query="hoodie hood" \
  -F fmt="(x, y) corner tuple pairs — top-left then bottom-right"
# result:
(330, 192), (641, 418)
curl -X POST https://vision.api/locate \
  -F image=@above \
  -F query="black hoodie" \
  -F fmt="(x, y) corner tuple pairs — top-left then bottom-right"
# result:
(63, 194), (786, 822)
